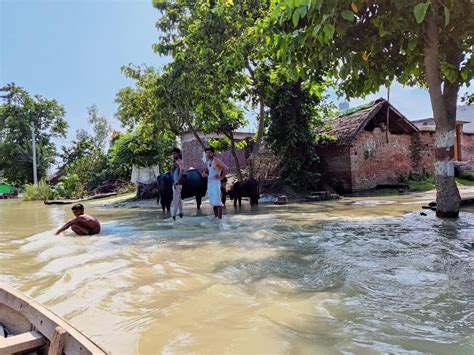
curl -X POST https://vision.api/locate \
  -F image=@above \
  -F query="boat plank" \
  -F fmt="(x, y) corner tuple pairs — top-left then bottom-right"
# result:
(0, 283), (107, 354)
(48, 326), (67, 355)
(0, 331), (46, 353)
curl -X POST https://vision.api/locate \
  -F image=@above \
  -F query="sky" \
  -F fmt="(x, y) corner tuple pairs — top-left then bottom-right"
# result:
(1, 0), (167, 148)
(1, 0), (472, 146)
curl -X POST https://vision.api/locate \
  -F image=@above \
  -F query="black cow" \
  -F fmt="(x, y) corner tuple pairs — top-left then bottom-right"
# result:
(227, 179), (260, 206)
(157, 169), (207, 212)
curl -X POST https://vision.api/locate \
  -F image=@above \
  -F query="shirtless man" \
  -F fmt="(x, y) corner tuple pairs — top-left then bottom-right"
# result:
(55, 204), (101, 236)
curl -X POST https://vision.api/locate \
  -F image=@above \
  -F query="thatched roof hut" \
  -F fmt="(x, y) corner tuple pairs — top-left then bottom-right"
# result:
(316, 98), (420, 192)
(325, 98), (419, 146)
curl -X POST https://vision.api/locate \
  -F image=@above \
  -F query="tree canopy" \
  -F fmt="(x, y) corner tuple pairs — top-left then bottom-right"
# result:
(0, 83), (68, 184)
(270, 0), (474, 217)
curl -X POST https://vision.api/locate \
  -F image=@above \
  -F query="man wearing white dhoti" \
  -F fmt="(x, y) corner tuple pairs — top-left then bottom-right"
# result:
(201, 147), (229, 219)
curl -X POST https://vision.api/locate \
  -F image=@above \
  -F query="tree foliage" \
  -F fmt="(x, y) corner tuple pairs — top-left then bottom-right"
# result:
(109, 124), (175, 174)
(86, 104), (112, 150)
(270, 0), (473, 96)
(153, 0), (274, 178)
(60, 132), (98, 167)
(270, 0), (474, 216)
(0, 83), (67, 185)
(267, 81), (324, 191)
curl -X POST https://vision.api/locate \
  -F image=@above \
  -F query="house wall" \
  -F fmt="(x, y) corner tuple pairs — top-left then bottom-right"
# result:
(462, 133), (474, 164)
(414, 131), (474, 174)
(349, 128), (414, 191)
(317, 146), (352, 192)
(414, 131), (436, 175)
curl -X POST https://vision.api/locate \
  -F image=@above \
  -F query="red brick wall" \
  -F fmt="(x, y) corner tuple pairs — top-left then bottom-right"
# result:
(415, 131), (436, 175)
(317, 146), (352, 192)
(462, 133), (474, 165)
(349, 128), (414, 191)
(414, 131), (474, 174)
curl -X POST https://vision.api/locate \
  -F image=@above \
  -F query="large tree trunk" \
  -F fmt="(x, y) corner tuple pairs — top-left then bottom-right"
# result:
(226, 132), (243, 181)
(247, 96), (265, 180)
(423, 2), (461, 218)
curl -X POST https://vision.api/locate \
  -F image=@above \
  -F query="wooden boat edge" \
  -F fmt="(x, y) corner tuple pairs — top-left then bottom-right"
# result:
(0, 283), (109, 354)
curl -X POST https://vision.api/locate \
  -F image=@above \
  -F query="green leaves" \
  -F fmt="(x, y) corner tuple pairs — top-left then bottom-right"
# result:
(414, 2), (431, 24)
(444, 6), (450, 27)
(0, 83), (68, 184)
(292, 5), (308, 27)
(323, 23), (335, 41)
(408, 38), (417, 52)
(440, 62), (458, 83)
(341, 10), (354, 22)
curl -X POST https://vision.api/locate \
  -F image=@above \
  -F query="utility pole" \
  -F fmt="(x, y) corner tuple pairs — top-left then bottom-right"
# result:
(30, 122), (38, 184)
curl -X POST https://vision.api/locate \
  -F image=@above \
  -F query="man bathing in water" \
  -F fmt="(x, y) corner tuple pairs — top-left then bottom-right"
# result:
(55, 204), (101, 236)
(202, 147), (228, 219)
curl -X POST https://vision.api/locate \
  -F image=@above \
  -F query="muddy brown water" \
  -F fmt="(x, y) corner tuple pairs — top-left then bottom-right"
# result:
(1, 192), (473, 354)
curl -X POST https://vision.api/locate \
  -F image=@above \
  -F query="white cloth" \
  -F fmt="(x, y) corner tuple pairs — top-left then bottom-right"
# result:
(130, 165), (160, 184)
(207, 159), (223, 207)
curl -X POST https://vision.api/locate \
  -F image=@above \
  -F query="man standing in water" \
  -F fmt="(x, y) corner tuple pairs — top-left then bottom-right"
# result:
(202, 147), (228, 219)
(55, 204), (101, 235)
(171, 147), (185, 221)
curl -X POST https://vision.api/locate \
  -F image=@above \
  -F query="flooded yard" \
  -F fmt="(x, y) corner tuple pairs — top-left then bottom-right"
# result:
(1, 191), (473, 354)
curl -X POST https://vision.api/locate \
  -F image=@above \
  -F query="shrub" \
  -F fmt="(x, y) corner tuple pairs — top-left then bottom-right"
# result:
(23, 181), (57, 201)
(54, 173), (79, 199)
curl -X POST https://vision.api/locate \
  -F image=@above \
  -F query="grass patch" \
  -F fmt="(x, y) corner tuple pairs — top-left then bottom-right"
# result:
(408, 177), (435, 191)
(408, 176), (474, 191)
(456, 178), (474, 187)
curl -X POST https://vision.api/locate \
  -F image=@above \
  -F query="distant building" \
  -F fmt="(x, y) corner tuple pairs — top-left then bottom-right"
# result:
(411, 118), (473, 164)
(457, 105), (474, 132)
(316, 98), (474, 192)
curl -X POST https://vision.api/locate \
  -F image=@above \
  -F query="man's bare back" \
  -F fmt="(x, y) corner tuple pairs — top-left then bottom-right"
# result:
(55, 204), (101, 236)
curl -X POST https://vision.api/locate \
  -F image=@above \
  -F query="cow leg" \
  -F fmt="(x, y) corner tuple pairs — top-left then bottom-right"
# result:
(233, 198), (237, 207)
(196, 195), (202, 209)
(238, 197), (242, 207)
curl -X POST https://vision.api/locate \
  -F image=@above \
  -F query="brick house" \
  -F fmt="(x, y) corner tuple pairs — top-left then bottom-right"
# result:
(317, 98), (474, 192)
(316, 98), (421, 192)
(412, 118), (474, 169)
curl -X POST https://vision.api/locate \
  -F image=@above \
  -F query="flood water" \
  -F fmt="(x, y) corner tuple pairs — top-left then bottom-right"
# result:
(1, 192), (473, 354)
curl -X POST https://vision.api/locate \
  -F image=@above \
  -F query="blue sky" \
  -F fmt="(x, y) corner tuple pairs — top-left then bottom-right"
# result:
(1, 0), (166, 147)
(1, 0), (472, 143)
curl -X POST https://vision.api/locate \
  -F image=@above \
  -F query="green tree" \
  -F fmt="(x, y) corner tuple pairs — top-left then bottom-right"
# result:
(267, 80), (324, 191)
(271, 0), (474, 217)
(86, 104), (112, 150)
(0, 83), (67, 185)
(108, 123), (175, 177)
(153, 0), (274, 180)
(60, 131), (98, 167)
